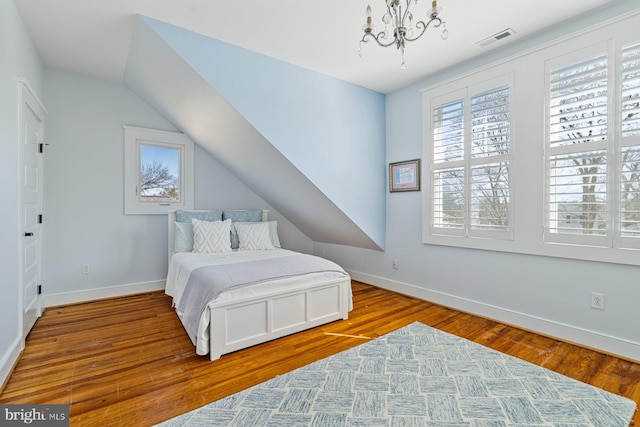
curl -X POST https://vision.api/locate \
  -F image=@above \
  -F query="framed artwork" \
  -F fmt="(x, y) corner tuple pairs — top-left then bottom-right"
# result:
(389, 159), (421, 192)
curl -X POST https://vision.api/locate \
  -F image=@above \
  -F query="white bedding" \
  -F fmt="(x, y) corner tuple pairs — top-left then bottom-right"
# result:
(166, 249), (352, 355)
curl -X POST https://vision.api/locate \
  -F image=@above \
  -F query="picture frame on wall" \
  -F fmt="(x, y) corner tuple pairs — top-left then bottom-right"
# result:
(389, 159), (421, 192)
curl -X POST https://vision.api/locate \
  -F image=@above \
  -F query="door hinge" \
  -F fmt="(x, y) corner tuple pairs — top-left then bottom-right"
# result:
(39, 143), (49, 153)
(37, 285), (42, 295)
(38, 214), (43, 224)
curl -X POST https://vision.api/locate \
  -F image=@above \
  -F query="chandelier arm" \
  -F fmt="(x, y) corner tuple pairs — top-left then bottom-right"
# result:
(403, 17), (442, 42)
(361, 31), (400, 48)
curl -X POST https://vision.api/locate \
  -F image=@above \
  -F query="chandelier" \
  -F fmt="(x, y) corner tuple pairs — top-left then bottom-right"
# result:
(359, 0), (449, 69)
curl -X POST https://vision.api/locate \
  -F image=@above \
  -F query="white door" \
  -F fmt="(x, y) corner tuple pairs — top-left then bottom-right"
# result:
(20, 81), (45, 340)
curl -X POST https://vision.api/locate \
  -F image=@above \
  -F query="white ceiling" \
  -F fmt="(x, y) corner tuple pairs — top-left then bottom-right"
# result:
(15, 0), (618, 93)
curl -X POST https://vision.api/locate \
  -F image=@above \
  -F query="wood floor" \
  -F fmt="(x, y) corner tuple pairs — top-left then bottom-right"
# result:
(1, 281), (638, 426)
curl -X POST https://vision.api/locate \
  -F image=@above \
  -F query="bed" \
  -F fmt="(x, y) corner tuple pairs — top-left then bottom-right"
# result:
(165, 209), (352, 360)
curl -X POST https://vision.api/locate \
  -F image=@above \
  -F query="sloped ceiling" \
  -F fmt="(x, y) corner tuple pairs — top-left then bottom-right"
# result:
(124, 16), (386, 250)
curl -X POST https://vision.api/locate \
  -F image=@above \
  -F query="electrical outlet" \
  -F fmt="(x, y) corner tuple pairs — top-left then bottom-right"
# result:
(82, 264), (90, 275)
(590, 292), (605, 310)
(392, 258), (398, 270)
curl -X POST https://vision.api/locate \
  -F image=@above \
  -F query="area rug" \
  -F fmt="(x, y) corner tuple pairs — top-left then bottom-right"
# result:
(156, 322), (636, 426)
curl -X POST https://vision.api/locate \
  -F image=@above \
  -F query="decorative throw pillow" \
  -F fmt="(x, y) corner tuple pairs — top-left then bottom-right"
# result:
(235, 222), (275, 251)
(192, 219), (232, 253)
(230, 221), (280, 249)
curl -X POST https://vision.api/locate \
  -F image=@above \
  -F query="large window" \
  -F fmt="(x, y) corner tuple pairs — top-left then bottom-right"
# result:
(545, 41), (640, 250)
(421, 12), (640, 265)
(124, 126), (194, 215)
(425, 74), (513, 241)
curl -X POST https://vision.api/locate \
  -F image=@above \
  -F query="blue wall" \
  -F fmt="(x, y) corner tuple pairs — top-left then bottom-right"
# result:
(141, 16), (387, 248)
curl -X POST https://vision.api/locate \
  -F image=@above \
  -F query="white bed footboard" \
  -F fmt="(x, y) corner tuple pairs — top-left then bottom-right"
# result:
(208, 277), (350, 360)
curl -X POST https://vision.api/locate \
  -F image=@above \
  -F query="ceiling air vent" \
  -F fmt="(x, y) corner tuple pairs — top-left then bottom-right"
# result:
(476, 28), (516, 48)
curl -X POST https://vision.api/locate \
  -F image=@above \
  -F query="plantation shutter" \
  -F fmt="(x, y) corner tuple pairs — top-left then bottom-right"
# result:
(469, 85), (511, 235)
(428, 77), (512, 239)
(432, 95), (465, 235)
(620, 42), (640, 247)
(545, 51), (609, 246)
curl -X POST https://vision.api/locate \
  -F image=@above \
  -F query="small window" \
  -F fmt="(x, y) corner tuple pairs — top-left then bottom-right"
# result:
(124, 126), (194, 215)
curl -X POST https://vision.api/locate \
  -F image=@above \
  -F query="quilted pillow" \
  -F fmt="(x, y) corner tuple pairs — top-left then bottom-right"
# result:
(235, 222), (275, 251)
(192, 219), (232, 253)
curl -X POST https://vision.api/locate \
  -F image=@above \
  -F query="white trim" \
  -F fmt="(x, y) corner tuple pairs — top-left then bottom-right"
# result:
(347, 269), (640, 363)
(0, 336), (22, 390)
(43, 280), (166, 307)
(16, 78), (47, 115)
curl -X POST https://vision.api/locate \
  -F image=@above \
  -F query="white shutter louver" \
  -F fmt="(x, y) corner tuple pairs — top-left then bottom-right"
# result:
(433, 167), (465, 229)
(547, 53), (608, 241)
(432, 99), (465, 233)
(622, 43), (640, 139)
(621, 43), (640, 243)
(470, 86), (511, 232)
(433, 100), (464, 163)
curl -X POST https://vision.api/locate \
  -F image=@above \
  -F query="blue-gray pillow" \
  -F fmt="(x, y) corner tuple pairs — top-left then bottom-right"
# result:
(174, 222), (194, 252)
(222, 209), (262, 222)
(176, 209), (222, 223)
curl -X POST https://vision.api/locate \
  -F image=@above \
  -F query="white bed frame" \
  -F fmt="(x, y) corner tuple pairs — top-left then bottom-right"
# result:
(168, 210), (351, 360)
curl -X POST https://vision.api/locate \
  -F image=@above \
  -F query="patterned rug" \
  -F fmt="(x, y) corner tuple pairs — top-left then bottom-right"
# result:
(156, 322), (636, 426)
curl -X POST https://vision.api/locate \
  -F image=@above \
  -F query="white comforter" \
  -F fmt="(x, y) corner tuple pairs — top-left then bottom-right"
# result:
(165, 249), (352, 355)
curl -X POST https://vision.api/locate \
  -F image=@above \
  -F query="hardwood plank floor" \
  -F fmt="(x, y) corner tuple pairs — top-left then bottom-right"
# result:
(1, 281), (638, 426)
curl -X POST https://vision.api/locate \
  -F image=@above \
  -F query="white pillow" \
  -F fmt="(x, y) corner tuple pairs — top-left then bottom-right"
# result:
(235, 222), (275, 251)
(192, 219), (232, 253)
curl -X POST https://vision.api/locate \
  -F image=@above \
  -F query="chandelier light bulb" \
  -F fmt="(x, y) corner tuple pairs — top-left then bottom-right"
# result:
(364, 5), (374, 31)
(429, 0), (442, 19)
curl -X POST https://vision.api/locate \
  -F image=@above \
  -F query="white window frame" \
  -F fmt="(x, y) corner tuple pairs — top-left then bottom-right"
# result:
(423, 72), (514, 244)
(124, 126), (194, 215)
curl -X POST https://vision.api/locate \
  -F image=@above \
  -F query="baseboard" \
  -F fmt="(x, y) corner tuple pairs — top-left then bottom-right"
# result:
(347, 270), (640, 363)
(0, 336), (22, 394)
(43, 280), (166, 307)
